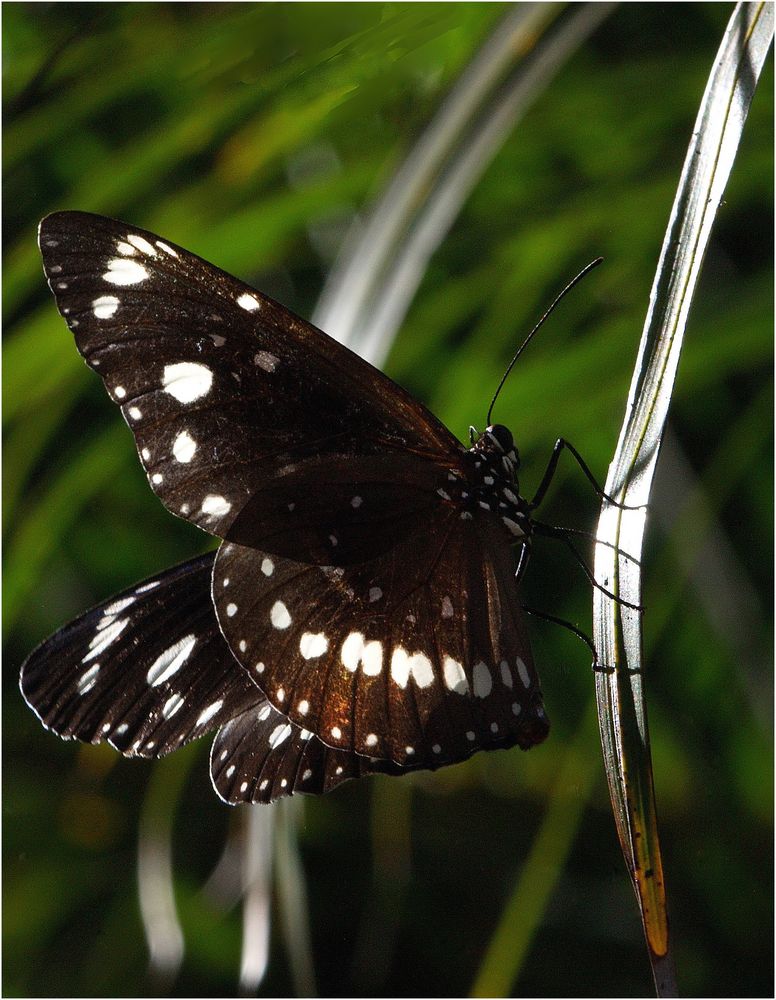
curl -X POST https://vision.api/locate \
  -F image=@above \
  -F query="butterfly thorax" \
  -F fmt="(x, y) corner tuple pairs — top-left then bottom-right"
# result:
(441, 423), (531, 542)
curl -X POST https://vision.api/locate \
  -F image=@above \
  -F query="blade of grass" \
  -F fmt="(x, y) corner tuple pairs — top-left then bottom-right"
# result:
(592, 4), (773, 995)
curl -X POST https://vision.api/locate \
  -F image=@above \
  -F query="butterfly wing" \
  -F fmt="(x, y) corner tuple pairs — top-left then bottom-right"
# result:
(38, 211), (464, 563)
(212, 509), (550, 768)
(210, 703), (408, 805)
(19, 554), (261, 756)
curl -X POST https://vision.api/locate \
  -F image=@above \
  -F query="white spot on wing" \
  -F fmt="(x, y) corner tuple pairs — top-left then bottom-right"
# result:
(162, 693), (185, 719)
(146, 634), (197, 685)
(201, 494), (231, 517)
(226, 603), (237, 617)
(516, 656), (531, 688)
(298, 699), (310, 715)
(331, 726), (342, 739)
(366, 733), (378, 747)
(443, 656), (468, 695)
(369, 587), (382, 603)
(271, 601), (291, 629)
(300, 632), (328, 659)
(163, 361), (213, 403)
(409, 652), (434, 688)
(92, 295), (120, 318)
(500, 660), (513, 688)
(172, 430), (197, 463)
(341, 632), (364, 672)
(362, 640), (383, 676)
(254, 351), (279, 371)
(82, 617), (129, 662)
(128, 407), (142, 421)
(390, 647), (410, 688)
(441, 596), (453, 618)
(114, 386), (126, 399)
(261, 558), (274, 576)
(156, 241), (178, 257)
(473, 661), (492, 698)
(196, 699), (223, 727)
(237, 292), (261, 311)
(103, 258), (149, 285)
(351, 496), (362, 508)
(502, 516), (524, 536)
(77, 664), (100, 694)
(126, 234), (157, 256)
(269, 723), (292, 749)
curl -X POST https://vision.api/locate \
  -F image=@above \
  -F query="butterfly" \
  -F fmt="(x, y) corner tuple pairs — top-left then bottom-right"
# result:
(20, 210), (551, 805)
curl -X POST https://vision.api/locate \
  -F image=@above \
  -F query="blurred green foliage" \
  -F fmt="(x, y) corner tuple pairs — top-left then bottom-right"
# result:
(3, 3), (772, 997)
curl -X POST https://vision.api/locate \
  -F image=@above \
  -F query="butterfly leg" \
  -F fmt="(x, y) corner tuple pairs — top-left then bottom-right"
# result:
(531, 522), (643, 611)
(528, 438), (644, 512)
(521, 606), (610, 670)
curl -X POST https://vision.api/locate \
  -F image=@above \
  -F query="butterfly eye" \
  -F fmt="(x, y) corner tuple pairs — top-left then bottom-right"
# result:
(485, 424), (514, 455)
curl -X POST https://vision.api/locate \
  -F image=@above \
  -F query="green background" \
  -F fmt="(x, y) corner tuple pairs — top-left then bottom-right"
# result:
(4, 3), (772, 996)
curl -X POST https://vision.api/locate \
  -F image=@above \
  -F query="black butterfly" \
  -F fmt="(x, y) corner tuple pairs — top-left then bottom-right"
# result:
(20, 211), (551, 805)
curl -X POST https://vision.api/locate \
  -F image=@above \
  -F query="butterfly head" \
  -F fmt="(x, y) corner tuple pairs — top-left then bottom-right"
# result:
(471, 423), (521, 478)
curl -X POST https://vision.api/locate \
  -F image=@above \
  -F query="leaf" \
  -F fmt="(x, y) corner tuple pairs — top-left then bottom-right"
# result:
(592, 4), (774, 995)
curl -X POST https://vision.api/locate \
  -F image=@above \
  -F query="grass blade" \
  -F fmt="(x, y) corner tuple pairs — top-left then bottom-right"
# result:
(592, 4), (773, 995)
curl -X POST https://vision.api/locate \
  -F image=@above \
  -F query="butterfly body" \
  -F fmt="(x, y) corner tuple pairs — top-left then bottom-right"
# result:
(21, 211), (550, 804)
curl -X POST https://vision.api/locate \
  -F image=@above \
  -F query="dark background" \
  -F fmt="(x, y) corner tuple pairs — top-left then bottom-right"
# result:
(3, 3), (772, 997)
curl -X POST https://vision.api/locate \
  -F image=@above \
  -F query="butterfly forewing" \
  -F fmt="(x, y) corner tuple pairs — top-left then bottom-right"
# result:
(38, 211), (464, 563)
(212, 510), (549, 768)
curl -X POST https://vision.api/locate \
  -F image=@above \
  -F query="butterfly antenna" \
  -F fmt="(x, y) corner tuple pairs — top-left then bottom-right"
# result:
(486, 257), (604, 426)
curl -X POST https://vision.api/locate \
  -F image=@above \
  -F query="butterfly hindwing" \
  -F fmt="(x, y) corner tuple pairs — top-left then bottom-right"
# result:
(210, 701), (408, 805)
(38, 211), (464, 563)
(212, 509), (549, 768)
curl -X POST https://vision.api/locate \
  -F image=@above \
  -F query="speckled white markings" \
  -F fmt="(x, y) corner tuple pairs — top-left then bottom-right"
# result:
(271, 601), (292, 629)
(136, 580), (160, 593)
(162, 693), (185, 719)
(341, 633), (383, 676)
(298, 699), (310, 715)
(300, 632), (328, 659)
(226, 765), (236, 778)
(302, 769), (313, 781)
(237, 292), (261, 311)
(261, 557), (274, 576)
(242, 781), (250, 793)
(441, 596), (453, 618)
(443, 656), (469, 695)
(281, 779), (288, 788)
(500, 660), (513, 688)
(351, 496), (362, 508)
(516, 656), (530, 688)
(254, 350), (279, 372)
(269, 723), (292, 749)
(201, 494), (231, 517)
(92, 295), (120, 318)
(331, 726), (342, 739)
(238, 640), (246, 652)
(163, 361), (213, 403)
(437, 488), (451, 500)
(172, 430), (197, 463)
(116, 723), (129, 734)
(226, 603), (237, 617)
(103, 597), (136, 616)
(77, 664), (100, 694)
(151, 473), (163, 485)
(366, 733), (378, 747)
(114, 386), (127, 399)
(141, 447), (151, 461)
(473, 661), (492, 698)
(258, 705), (272, 722)
(369, 587), (383, 603)
(256, 662), (265, 674)
(128, 407), (142, 421)
(209, 333), (226, 347)
(103, 257), (149, 285)
(146, 634), (197, 685)
(196, 699), (223, 727)
(116, 241), (135, 256)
